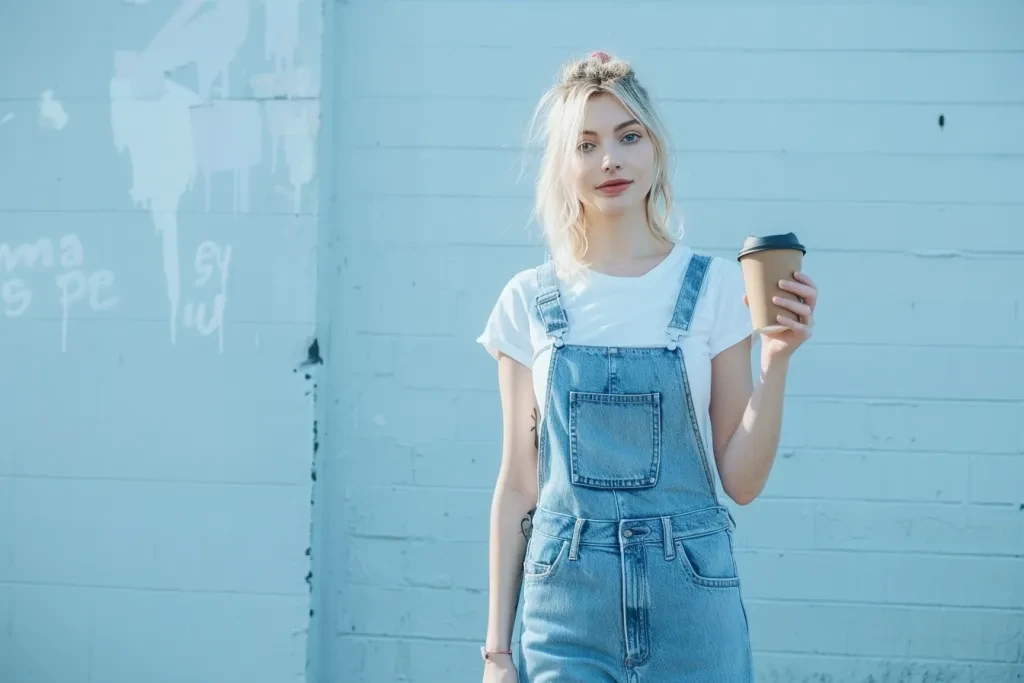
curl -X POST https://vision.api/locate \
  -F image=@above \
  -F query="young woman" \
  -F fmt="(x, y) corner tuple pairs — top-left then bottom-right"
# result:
(475, 52), (819, 682)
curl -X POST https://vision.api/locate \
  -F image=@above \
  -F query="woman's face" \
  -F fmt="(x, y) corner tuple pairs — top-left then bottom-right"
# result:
(570, 92), (656, 215)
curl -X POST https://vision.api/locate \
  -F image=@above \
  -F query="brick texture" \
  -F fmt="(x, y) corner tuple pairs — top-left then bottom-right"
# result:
(3, 1), (1022, 682)
(323, 2), (1024, 682)
(1, 1), (322, 682)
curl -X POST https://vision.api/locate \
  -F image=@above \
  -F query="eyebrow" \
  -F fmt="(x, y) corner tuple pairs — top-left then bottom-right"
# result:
(580, 119), (641, 137)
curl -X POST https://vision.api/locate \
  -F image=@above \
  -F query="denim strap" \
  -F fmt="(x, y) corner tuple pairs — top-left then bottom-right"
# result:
(665, 253), (713, 350)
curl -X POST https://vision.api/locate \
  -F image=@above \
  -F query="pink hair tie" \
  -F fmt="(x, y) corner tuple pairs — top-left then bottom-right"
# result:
(590, 51), (611, 64)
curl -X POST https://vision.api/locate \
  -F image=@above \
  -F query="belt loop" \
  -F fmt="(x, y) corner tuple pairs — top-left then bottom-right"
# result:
(568, 518), (584, 561)
(662, 517), (675, 561)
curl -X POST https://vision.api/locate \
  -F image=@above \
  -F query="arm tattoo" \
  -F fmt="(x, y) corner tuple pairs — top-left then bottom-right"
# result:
(523, 408), (540, 539)
(521, 508), (535, 540)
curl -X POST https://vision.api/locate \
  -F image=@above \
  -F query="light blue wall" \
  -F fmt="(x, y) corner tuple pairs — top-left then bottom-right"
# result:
(0, 1), (323, 682)
(2, 2), (1023, 683)
(323, 2), (1023, 682)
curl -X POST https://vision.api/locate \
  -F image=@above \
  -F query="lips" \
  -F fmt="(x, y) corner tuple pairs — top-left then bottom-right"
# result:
(596, 179), (632, 195)
(597, 179), (632, 189)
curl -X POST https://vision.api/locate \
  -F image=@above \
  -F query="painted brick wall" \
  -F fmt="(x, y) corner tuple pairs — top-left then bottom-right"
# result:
(0, 1), (323, 682)
(323, 2), (1024, 682)
(3, 1), (1023, 682)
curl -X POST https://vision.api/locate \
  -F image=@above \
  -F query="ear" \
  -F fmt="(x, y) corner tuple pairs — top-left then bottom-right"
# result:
(742, 293), (749, 309)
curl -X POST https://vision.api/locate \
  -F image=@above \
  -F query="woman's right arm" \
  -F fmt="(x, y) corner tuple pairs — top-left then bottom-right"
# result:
(483, 351), (540, 672)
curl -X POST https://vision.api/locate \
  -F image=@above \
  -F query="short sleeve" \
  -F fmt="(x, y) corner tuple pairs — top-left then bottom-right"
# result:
(707, 258), (753, 358)
(476, 276), (535, 368)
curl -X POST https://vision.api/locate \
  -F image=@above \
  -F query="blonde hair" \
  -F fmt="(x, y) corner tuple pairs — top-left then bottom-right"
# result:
(526, 52), (677, 281)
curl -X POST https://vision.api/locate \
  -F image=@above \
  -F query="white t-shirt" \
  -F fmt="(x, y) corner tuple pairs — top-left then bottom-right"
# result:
(476, 243), (753, 466)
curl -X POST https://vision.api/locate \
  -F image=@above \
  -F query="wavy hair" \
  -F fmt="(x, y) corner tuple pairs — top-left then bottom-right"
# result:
(525, 52), (677, 281)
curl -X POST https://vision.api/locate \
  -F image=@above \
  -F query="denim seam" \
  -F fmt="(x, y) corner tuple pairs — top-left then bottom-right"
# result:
(679, 359), (719, 501)
(536, 343), (559, 496)
(674, 539), (742, 589)
(523, 539), (568, 580)
(568, 392), (661, 488)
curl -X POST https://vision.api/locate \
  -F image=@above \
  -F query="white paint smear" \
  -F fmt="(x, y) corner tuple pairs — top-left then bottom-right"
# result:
(0, 113), (13, 126)
(144, 0), (250, 99)
(190, 100), (263, 213)
(251, 68), (319, 213)
(264, 0), (304, 73)
(111, 66), (198, 344)
(110, 0), (258, 346)
(39, 90), (68, 130)
(270, 99), (319, 213)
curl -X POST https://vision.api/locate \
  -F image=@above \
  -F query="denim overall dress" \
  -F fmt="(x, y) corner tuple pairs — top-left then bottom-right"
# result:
(518, 253), (754, 682)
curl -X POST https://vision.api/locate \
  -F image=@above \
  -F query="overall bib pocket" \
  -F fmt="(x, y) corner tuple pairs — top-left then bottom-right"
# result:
(675, 528), (741, 589)
(568, 391), (662, 489)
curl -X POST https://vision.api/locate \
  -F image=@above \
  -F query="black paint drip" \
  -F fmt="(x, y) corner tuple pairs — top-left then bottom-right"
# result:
(304, 338), (323, 366)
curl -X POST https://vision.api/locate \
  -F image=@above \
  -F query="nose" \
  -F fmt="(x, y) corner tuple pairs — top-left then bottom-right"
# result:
(602, 154), (622, 172)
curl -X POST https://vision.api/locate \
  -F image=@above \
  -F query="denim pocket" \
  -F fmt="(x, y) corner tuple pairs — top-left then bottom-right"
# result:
(523, 535), (568, 580)
(676, 529), (741, 589)
(568, 391), (661, 489)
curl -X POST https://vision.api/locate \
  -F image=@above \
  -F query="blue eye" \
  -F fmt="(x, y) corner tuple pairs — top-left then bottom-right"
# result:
(578, 141), (596, 153)
(623, 132), (641, 143)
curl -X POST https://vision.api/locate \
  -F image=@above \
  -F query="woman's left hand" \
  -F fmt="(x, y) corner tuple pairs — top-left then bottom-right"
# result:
(743, 271), (818, 363)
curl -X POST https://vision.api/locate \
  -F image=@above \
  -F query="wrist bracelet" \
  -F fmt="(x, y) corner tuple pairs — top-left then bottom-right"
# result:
(480, 646), (512, 661)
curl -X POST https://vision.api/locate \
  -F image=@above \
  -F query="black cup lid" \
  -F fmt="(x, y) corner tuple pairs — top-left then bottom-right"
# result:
(737, 232), (806, 260)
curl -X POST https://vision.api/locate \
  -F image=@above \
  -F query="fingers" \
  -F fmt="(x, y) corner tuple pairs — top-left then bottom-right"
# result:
(766, 271), (818, 344)
(793, 270), (816, 289)
(776, 314), (812, 334)
(772, 295), (812, 321)
(779, 276), (817, 304)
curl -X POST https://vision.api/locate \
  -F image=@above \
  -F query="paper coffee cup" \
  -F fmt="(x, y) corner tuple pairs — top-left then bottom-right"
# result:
(737, 233), (806, 334)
